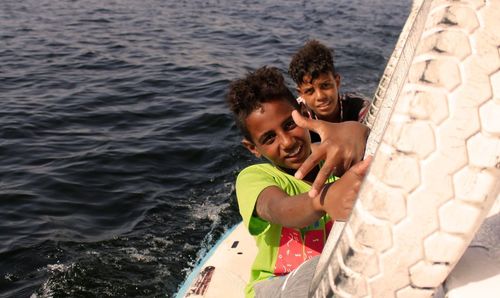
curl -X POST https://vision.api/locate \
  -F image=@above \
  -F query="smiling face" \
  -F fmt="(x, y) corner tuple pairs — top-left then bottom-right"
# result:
(297, 72), (342, 122)
(242, 99), (311, 170)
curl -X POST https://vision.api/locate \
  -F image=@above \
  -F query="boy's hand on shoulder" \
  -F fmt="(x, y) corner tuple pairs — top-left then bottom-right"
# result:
(291, 111), (370, 197)
(320, 157), (372, 221)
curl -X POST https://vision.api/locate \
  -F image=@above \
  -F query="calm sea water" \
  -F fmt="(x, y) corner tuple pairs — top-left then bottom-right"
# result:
(0, 0), (410, 297)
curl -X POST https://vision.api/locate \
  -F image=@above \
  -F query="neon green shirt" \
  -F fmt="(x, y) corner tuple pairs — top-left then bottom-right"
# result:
(236, 163), (337, 298)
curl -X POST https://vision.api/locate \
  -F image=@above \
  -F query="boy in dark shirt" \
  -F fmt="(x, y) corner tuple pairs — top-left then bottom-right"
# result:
(289, 39), (370, 143)
(288, 39), (371, 182)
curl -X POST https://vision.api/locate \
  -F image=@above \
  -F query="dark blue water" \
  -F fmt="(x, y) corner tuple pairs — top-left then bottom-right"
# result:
(0, 0), (410, 297)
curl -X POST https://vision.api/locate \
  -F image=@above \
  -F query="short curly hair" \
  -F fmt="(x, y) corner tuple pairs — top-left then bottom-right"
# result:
(289, 40), (336, 85)
(226, 66), (298, 142)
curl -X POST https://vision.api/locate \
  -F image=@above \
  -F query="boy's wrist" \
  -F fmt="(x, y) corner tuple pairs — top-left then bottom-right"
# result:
(314, 182), (334, 212)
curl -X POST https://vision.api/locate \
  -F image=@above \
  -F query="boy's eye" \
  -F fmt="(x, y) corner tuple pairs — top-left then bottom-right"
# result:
(284, 119), (297, 130)
(304, 88), (314, 95)
(321, 82), (333, 89)
(261, 134), (275, 145)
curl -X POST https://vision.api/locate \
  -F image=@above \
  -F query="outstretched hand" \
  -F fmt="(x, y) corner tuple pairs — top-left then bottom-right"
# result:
(320, 156), (372, 221)
(291, 110), (369, 197)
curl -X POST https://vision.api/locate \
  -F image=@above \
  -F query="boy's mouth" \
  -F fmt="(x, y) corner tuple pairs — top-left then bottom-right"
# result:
(285, 144), (303, 160)
(316, 101), (332, 110)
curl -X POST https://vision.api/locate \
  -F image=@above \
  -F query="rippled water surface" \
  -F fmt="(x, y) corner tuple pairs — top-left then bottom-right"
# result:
(0, 0), (410, 297)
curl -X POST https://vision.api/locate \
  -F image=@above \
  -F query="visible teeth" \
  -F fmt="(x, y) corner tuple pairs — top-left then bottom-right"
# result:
(289, 145), (301, 157)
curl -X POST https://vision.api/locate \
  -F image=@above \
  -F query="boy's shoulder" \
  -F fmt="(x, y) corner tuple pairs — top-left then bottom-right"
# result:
(236, 163), (305, 189)
(341, 92), (370, 122)
(240, 162), (275, 171)
(342, 91), (370, 102)
(237, 163), (280, 179)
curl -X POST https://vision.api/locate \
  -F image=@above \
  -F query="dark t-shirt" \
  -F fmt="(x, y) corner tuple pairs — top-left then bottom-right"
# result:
(297, 92), (370, 143)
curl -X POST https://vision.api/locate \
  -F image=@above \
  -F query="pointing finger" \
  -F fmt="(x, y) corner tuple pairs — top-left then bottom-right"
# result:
(292, 110), (323, 135)
(309, 158), (337, 198)
(294, 148), (323, 180)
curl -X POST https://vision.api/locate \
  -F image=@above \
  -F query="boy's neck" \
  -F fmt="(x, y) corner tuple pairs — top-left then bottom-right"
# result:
(279, 165), (319, 184)
(318, 99), (342, 123)
(319, 112), (341, 123)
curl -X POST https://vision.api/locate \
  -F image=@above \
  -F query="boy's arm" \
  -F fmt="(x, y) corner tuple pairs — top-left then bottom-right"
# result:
(318, 157), (371, 220)
(291, 110), (370, 197)
(255, 186), (325, 229)
(255, 158), (371, 228)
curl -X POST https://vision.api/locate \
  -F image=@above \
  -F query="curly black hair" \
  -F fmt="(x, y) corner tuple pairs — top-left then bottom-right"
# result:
(226, 66), (298, 142)
(288, 40), (336, 85)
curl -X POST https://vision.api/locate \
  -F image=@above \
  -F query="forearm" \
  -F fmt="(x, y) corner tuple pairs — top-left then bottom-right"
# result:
(256, 186), (326, 228)
(319, 182), (351, 221)
(319, 158), (371, 221)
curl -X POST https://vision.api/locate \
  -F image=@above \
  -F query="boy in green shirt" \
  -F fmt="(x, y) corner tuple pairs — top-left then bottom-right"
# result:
(226, 66), (371, 297)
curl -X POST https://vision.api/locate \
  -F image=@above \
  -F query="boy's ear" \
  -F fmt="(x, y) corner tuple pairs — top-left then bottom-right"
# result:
(242, 138), (262, 158)
(335, 73), (341, 88)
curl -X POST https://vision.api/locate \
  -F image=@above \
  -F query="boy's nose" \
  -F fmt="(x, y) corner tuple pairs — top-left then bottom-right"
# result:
(280, 133), (295, 149)
(314, 89), (325, 101)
